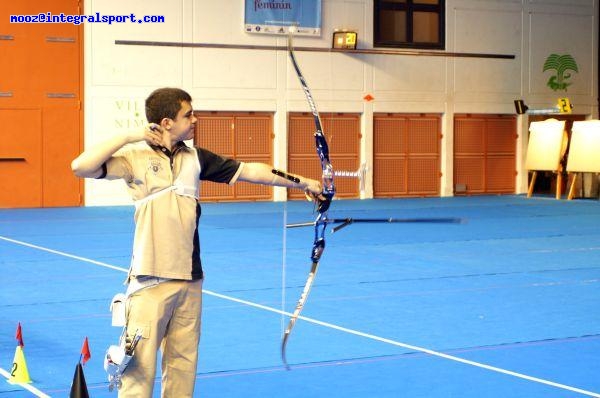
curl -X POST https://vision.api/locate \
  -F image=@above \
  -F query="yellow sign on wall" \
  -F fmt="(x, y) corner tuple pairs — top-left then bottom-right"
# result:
(557, 98), (572, 113)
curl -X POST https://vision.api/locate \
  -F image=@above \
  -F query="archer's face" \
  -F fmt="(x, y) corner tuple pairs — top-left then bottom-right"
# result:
(169, 101), (197, 142)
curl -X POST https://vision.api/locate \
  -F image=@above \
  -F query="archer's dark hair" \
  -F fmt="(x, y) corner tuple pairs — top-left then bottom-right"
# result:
(145, 88), (192, 124)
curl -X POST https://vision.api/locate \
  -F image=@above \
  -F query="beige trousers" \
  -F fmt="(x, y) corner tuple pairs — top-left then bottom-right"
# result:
(119, 279), (203, 398)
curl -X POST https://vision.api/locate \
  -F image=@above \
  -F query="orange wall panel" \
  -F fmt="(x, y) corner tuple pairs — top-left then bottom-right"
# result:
(374, 113), (441, 197)
(454, 115), (516, 195)
(0, 109), (43, 207)
(288, 113), (361, 200)
(195, 112), (273, 201)
(1, 0), (83, 207)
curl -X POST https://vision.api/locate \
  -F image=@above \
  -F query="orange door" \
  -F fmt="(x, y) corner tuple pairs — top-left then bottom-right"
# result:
(0, 110), (43, 207)
(373, 113), (441, 197)
(194, 112), (273, 201)
(0, 0), (82, 208)
(454, 115), (517, 195)
(288, 113), (361, 200)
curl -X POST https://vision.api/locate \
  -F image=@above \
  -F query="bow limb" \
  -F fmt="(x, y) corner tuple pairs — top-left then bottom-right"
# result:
(281, 259), (319, 370)
(280, 210), (328, 370)
(287, 34), (335, 203)
(281, 214), (327, 369)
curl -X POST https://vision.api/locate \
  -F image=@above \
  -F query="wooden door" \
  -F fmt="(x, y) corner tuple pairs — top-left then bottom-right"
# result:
(194, 112), (273, 201)
(0, 110), (43, 207)
(373, 113), (441, 197)
(287, 113), (361, 200)
(454, 115), (516, 195)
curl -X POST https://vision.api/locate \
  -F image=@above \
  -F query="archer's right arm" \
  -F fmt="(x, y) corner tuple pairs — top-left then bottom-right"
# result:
(71, 125), (162, 178)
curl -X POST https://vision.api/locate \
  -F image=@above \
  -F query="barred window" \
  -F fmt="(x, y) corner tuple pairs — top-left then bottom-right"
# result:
(374, 0), (445, 49)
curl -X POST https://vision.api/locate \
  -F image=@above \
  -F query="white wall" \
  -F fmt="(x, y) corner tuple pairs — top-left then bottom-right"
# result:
(83, 0), (599, 205)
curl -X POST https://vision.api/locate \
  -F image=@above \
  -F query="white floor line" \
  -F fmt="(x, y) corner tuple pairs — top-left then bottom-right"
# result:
(2, 235), (599, 398)
(0, 236), (127, 272)
(0, 368), (51, 398)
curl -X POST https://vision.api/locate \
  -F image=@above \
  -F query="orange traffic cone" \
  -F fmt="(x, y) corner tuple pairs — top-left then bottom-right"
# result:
(9, 323), (31, 384)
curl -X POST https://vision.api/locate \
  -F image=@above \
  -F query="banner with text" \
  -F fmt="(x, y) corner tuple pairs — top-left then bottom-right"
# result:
(244, 0), (321, 36)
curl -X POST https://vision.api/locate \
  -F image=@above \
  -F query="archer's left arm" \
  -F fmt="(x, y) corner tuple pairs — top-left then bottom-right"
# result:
(237, 163), (322, 196)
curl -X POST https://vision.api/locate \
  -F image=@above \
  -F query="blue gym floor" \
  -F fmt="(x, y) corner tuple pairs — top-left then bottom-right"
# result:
(1, 196), (599, 397)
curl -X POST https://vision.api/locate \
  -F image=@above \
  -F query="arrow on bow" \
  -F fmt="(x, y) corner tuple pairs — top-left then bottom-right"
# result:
(278, 29), (465, 370)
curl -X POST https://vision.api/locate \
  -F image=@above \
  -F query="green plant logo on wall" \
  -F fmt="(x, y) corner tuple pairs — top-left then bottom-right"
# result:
(543, 54), (578, 91)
